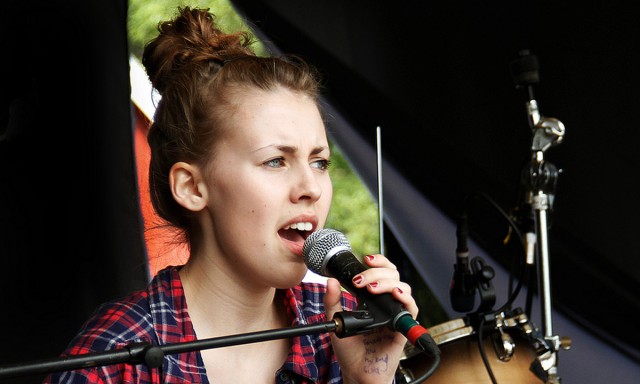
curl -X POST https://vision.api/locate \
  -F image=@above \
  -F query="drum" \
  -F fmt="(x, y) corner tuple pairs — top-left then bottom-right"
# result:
(397, 312), (544, 383)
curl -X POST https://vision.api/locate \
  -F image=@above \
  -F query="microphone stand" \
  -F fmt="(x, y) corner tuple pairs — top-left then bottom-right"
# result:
(0, 310), (379, 380)
(510, 50), (571, 384)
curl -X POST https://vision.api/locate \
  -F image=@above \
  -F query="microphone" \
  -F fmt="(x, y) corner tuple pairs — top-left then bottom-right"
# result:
(449, 213), (476, 312)
(302, 228), (439, 357)
(510, 49), (541, 129)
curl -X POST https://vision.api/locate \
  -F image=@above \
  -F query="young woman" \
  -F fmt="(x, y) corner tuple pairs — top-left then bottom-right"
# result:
(44, 6), (419, 383)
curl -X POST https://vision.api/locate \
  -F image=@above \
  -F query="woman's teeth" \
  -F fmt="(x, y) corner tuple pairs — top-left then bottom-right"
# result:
(284, 222), (313, 231)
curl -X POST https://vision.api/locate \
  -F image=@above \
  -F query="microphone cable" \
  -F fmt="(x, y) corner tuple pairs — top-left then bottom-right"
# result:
(459, 191), (530, 384)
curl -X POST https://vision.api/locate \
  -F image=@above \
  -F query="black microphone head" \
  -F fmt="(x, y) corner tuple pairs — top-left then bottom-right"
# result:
(302, 228), (351, 276)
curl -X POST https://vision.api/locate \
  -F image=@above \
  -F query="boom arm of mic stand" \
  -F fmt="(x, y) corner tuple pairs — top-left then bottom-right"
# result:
(0, 311), (376, 380)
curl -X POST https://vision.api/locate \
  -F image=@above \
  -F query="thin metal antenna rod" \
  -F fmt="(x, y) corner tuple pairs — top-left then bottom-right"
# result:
(376, 126), (385, 254)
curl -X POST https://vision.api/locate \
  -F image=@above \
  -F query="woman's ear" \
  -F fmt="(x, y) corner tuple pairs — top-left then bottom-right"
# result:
(169, 162), (207, 211)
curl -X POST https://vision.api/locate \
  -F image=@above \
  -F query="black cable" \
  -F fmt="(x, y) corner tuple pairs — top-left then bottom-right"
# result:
(477, 316), (499, 384)
(460, 191), (532, 384)
(462, 191), (528, 313)
(409, 352), (441, 384)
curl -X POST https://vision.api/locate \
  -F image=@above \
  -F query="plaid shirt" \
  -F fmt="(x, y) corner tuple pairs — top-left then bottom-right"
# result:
(43, 266), (357, 383)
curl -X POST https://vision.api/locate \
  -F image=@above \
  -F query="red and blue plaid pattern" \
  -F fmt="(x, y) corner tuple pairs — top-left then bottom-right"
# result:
(42, 266), (356, 383)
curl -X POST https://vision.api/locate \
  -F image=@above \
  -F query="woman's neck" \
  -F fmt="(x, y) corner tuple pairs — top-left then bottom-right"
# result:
(179, 256), (287, 338)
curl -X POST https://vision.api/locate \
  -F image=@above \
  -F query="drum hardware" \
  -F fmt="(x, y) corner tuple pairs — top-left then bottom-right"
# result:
(446, 212), (558, 384)
(441, 222), (544, 384)
(493, 307), (569, 383)
(397, 308), (547, 384)
(491, 325), (515, 362)
(491, 307), (535, 362)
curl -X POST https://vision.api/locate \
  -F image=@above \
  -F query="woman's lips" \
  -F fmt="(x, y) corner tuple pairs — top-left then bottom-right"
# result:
(279, 228), (306, 256)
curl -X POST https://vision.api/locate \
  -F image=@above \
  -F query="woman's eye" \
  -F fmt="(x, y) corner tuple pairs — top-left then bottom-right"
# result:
(265, 157), (285, 168)
(311, 159), (331, 170)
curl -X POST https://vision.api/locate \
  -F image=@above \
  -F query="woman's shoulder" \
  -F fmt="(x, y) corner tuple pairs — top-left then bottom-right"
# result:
(64, 289), (155, 354)
(63, 267), (184, 355)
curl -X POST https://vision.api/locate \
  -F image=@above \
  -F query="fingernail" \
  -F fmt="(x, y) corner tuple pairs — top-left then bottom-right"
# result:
(352, 275), (363, 285)
(368, 281), (379, 288)
(396, 287), (404, 294)
(365, 255), (375, 261)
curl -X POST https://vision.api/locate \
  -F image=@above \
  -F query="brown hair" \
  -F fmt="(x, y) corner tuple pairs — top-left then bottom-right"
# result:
(142, 6), (322, 243)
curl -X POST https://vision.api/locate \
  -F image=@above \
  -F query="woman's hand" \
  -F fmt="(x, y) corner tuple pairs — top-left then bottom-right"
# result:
(324, 254), (418, 384)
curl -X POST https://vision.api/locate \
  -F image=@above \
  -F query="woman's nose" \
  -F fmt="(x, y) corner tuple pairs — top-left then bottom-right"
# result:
(291, 166), (323, 203)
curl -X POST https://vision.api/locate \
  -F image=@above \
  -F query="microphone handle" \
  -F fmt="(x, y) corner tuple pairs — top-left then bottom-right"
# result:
(326, 250), (409, 324)
(326, 249), (441, 359)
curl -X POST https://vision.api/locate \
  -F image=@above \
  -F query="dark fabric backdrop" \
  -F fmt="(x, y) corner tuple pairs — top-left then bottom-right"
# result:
(1, 1), (148, 382)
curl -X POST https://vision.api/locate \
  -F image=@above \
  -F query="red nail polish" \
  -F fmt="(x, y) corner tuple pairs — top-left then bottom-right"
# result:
(396, 287), (404, 294)
(369, 281), (379, 288)
(365, 255), (375, 261)
(352, 275), (363, 285)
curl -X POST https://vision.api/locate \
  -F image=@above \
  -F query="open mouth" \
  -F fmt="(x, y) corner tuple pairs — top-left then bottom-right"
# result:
(278, 222), (314, 243)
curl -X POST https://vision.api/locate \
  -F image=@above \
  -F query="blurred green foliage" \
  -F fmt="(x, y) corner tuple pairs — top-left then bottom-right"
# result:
(127, 0), (265, 58)
(325, 143), (380, 257)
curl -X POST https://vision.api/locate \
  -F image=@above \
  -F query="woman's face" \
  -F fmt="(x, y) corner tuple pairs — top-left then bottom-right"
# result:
(205, 86), (333, 288)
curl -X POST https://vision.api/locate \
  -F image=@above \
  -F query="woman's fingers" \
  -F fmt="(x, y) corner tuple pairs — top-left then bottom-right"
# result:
(349, 254), (420, 318)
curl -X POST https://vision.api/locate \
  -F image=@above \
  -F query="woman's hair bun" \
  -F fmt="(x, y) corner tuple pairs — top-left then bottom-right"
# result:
(142, 6), (255, 94)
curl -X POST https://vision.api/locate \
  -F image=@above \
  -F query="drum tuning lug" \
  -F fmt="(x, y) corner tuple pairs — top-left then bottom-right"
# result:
(394, 363), (416, 384)
(492, 328), (516, 361)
